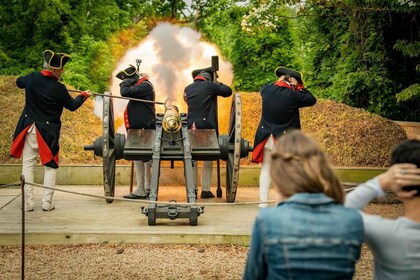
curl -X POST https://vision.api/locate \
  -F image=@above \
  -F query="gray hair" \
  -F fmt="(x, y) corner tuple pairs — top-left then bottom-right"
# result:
(140, 72), (150, 79)
(43, 60), (51, 70)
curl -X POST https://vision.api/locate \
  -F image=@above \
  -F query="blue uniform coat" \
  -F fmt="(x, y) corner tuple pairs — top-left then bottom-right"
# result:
(10, 70), (88, 168)
(120, 77), (156, 129)
(252, 81), (316, 162)
(184, 78), (232, 134)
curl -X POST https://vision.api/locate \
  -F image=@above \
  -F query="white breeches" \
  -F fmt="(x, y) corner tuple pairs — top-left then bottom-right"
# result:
(22, 128), (56, 210)
(133, 161), (151, 196)
(192, 161), (213, 191)
(259, 135), (275, 208)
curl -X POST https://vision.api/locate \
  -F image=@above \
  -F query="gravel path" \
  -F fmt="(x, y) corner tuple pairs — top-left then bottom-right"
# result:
(0, 203), (403, 280)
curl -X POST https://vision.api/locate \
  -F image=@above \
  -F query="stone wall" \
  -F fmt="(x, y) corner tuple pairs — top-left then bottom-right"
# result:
(394, 121), (420, 140)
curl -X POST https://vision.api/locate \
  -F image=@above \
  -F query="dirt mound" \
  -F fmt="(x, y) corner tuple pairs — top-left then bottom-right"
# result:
(301, 100), (407, 167)
(237, 92), (407, 167)
(0, 76), (406, 167)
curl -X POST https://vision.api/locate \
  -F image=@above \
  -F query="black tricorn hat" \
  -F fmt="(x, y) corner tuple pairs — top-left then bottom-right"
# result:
(116, 65), (137, 80)
(43, 50), (70, 69)
(275, 67), (304, 84)
(192, 67), (215, 82)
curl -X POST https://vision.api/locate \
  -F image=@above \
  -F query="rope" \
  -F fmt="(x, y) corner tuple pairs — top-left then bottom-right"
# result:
(0, 193), (21, 210)
(0, 182), (22, 210)
(7, 181), (275, 206)
(2, 180), (356, 206)
(0, 182), (22, 188)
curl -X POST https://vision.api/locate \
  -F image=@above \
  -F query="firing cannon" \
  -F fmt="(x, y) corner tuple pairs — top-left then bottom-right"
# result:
(84, 58), (252, 226)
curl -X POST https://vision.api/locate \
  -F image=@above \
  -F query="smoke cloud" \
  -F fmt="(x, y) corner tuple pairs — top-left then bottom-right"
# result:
(105, 22), (233, 133)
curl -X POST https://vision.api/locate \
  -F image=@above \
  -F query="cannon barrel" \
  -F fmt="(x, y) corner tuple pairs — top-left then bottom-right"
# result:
(162, 104), (182, 133)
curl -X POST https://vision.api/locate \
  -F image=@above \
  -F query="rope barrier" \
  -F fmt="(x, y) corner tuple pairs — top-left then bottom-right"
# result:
(2, 177), (359, 280)
(2, 181), (356, 207)
(0, 193), (21, 210)
(0, 182), (22, 188)
(6, 181), (275, 206)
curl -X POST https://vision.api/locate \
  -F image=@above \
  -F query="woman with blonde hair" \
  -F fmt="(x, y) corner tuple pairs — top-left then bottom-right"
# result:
(244, 130), (364, 280)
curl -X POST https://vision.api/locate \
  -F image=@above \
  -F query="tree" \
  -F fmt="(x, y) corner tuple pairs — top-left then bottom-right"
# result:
(1, 0), (418, 120)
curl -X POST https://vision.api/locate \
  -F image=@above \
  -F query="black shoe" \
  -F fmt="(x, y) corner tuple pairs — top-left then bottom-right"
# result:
(123, 193), (147, 199)
(201, 191), (215, 199)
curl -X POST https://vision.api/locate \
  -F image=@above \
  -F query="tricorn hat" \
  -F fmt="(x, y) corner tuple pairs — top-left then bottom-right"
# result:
(195, 71), (212, 81)
(43, 50), (70, 69)
(116, 65), (137, 80)
(192, 67), (215, 81)
(275, 67), (304, 84)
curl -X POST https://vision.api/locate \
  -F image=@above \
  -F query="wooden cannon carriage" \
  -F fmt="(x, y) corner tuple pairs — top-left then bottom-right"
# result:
(84, 58), (252, 226)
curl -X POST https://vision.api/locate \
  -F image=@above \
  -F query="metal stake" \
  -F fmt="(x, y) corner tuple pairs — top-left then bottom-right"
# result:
(129, 161), (134, 193)
(20, 175), (25, 280)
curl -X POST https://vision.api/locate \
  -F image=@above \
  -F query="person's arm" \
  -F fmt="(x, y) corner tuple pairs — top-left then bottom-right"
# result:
(211, 82), (232, 98)
(16, 74), (30, 89)
(288, 77), (316, 107)
(120, 80), (154, 100)
(344, 177), (385, 209)
(297, 88), (317, 106)
(61, 87), (90, 111)
(377, 163), (420, 198)
(345, 163), (420, 209)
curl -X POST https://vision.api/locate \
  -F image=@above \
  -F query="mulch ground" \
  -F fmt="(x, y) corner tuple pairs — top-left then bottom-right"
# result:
(0, 202), (403, 280)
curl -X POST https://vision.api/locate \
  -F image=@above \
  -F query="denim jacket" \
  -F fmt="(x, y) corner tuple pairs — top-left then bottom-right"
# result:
(243, 193), (364, 280)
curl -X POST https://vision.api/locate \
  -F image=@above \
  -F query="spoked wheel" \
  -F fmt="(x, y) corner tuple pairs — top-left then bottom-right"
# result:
(225, 93), (242, 203)
(83, 92), (125, 203)
(102, 94), (117, 203)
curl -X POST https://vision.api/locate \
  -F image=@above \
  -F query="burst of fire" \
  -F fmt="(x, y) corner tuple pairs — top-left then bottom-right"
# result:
(96, 22), (234, 134)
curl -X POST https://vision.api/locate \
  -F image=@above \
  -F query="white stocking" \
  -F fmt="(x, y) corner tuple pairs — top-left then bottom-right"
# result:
(201, 161), (213, 191)
(133, 161), (146, 196)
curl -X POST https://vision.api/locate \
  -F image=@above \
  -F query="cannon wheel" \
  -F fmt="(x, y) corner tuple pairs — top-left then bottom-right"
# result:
(102, 94), (116, 203)
(189, 208), (198, 226)
(226, 93), (242, 203)
(148, 209), (156, 226)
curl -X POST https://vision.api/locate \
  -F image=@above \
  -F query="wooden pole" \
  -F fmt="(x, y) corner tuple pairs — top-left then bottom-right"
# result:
(68, 90), (165, 105)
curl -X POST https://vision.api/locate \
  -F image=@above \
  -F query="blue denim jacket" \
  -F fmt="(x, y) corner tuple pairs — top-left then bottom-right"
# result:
(243, 193), (364, 280)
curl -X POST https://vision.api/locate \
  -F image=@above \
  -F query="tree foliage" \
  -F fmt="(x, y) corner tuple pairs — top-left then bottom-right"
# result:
(199, 3), (298, 91)
(0, 0), (139, 68)
(293, 0), (419, 120)
(0, 0), (418, 120)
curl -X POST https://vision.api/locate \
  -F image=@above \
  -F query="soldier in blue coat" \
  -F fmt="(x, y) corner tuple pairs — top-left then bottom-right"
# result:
(116, 65), (156, 199)
(252, 67), (317, 207)
(11, 50), (91, 211)
(184, 70), (232, 198)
